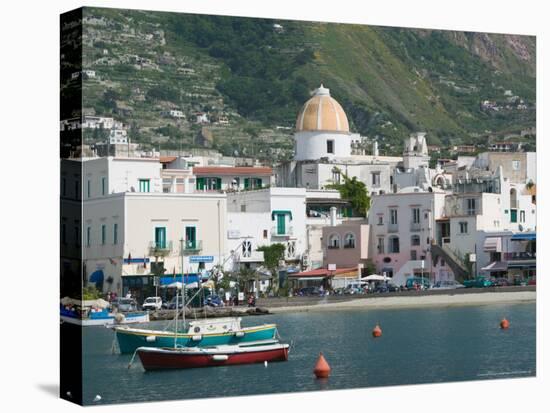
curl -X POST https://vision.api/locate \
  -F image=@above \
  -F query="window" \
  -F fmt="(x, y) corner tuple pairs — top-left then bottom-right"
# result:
(113, 223), (118, 245)
(241, 204), (246, 212)
(185, 226), (197, 249)
(371, 172), (381, 187)
(377, 215), (384, 225)
(520, 210), (525, 223)
(390, 209), (398, 225)
(155, 227), (166, 249)
(139, 179), (150, 193)
(86, 226), (91, 247)
(411, 235), (420, 246)
(275, 213), (286, 235)
(344, 233), (356, 249)
(512, 160), (520, 170)
(466, 198), (476, 215)
(412, 208), (420, 224)
(377, 237), (385, 254)
(328, 234), (340, 249)
(327, 140), (334, 154)
(411, 250), (417, 260)
(287, 241), (296, 258)
(101, 224), (106, 245)
(242, 240), (252, 258)
(87, 179), (91, 198)
(459, 222), (468, 234)
(388, 236), (400, 253)
(332, 169), (341, 184)
(101, 177), (107, 195)
(263, 229), (268, 239)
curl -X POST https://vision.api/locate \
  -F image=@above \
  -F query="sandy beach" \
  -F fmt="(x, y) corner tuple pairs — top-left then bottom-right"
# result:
(267, 290), (536, 314)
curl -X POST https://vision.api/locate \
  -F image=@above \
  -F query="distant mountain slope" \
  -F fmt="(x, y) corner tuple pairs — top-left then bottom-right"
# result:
(81, 8), (535, 159)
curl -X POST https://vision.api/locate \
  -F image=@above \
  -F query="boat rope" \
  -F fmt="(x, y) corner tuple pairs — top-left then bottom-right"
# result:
(127, 349), (139, 369)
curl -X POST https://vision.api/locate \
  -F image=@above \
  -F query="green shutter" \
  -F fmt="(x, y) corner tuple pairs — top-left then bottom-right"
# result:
(185, 226), (196, 249)
(257, 178), (262, 188)
(510, 209), (517, 223)
(276, 214), (286, 235)
(244, 178), (250, 189)
(216, 177), (222, 190)
(155, 227), (166, 249)
(196, 177), (205, 190)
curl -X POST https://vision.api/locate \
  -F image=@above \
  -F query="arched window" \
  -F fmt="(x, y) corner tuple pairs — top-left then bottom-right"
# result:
(344, 233), (356, 249)
(328, 234), (340, 249)
(411, 235), (420, 246)
(388, 236), (400, 253)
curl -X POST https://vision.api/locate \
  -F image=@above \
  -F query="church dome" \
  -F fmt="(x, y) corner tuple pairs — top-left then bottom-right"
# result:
(295, 85), (349, 133)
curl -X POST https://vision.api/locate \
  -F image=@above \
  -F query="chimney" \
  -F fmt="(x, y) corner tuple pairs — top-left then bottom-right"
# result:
(330, 206), (337, 226)
(373, 141), (379, 157)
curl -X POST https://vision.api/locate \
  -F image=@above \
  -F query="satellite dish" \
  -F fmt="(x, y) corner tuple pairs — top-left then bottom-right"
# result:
(518, 224), (524, 232)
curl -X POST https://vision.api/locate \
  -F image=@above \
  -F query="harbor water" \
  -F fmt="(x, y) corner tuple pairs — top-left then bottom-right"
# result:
(81, 302), (535, 405)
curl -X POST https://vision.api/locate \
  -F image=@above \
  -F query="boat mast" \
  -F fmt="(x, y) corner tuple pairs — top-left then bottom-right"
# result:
(180, 237), (186, 330)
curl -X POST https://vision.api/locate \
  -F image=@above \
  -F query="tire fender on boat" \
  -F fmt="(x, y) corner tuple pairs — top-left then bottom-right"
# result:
(234, 331), (245, 338)
(145, 335), (156, 343)
(192, 334), (202, 341)
(212, 355), (229, 361)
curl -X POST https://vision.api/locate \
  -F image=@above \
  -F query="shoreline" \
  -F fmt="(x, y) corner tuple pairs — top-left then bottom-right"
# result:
(266, 291), (536, 314)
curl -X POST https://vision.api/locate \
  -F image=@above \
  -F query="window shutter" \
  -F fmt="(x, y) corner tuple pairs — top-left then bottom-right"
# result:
(216, 177), (222, 189)
(244, 178), (250, 189)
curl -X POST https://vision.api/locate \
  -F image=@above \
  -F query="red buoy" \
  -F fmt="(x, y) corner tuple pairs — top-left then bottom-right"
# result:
(313, 352), (331, 379)
(372, 324), (382, 338)
(500, 318), (510, 329)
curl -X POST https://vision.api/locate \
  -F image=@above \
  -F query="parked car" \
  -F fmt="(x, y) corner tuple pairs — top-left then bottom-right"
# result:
(374, 282), (400, 293)
(167, 296), (185, 310)
(142, 297), (162, 311)
(463, 276), (494, 288)
(432, 280), (465, 290)
(298, 287), (321, 296)
(528, 278), (536, 286)
(405, 277), (431, 290)
(491, 277), (510, 287)
(205, 295), (223, 307)
(114, 298), (137, 312)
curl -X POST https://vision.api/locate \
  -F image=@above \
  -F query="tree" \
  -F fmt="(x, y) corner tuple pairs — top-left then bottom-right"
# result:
(256, 244), (286, 293)
(326, 169), (371, 216)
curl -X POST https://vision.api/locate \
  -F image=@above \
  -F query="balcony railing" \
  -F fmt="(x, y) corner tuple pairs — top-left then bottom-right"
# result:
(182, 240), (202, 254)
(504, 252), (536, 261)
(238, 250), (264, 262)
(148, 241), (173, 257)
(271, 226), (294, 237)
(388, 223), (399, 233)
(410, 222), (421, 232)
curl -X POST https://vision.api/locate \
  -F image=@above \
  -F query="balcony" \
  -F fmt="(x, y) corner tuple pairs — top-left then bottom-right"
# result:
(148, 241), (173, 257)
(504, 252), (536, 261)
(181, 240), (202, 254)
(388, 223), (399, 233)
(410, 222), (421, 232)
(271, 226), (294, 238)
(237, 250), (264, 263)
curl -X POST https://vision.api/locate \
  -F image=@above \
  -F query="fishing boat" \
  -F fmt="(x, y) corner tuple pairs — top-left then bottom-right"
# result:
(114, 317), (277, 353)
(136, 339), (290, 371)
(60, 298), (149, 327)
(115, 238), (277, 353)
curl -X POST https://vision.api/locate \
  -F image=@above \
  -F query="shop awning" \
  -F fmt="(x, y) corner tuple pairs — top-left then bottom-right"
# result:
(160, 274), (200, 285)
(483, 237), (502, 252)
(89, 270), (104, 284)
(511, 232), (536, 241)
(271, 210), (293, 220)
(481, 261), (508, 272)
(292, 277), (325, 281)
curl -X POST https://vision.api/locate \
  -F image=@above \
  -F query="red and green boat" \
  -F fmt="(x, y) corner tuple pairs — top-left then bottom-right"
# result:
(136, 339), (290, 371)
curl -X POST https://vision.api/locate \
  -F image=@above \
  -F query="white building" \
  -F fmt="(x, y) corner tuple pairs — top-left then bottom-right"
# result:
(367, 187), (454, 286)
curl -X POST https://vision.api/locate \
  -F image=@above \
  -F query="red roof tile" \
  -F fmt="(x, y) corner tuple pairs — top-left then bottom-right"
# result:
(193, 166), (272, 176)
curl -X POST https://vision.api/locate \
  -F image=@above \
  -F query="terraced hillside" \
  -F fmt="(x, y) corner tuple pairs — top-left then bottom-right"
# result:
(80, 7), (536, 161)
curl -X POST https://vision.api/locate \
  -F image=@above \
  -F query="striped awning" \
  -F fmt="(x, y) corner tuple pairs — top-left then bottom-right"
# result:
(511, 232), (536, 241)
(483, 237), (502, 252)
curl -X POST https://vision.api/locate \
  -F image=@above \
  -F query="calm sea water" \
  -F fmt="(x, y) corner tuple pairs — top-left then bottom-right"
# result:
(82, 302), (535, 405)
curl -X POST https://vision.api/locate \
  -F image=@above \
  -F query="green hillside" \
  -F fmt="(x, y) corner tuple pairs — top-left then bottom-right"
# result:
(80, 7), (536, 160)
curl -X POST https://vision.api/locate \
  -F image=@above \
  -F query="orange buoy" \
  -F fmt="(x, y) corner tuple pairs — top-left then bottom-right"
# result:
(372, 324), (382, 338)
(313, 352), (331, 379)
(500, 318), (510, 329)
